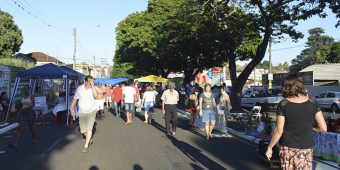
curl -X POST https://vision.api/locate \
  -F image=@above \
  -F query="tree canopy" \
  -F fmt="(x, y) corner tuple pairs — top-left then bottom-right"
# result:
(114, 0), (339, 111)
(290, 28), (337, 72)
(0, 10), (23, 58)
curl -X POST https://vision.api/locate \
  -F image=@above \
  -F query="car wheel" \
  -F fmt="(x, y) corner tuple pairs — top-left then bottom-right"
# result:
(331, 104), (338, 113)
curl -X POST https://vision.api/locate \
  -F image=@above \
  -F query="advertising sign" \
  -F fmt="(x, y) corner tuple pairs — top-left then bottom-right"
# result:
(0, 65), (10, 94)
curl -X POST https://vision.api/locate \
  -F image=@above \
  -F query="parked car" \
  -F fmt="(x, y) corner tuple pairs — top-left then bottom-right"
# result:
(241, 89), (283, 110)
(313, 91), (340, 113)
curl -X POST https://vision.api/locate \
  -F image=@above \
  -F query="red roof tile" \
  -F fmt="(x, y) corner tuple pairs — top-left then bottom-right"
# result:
(27, 52), (62, 63)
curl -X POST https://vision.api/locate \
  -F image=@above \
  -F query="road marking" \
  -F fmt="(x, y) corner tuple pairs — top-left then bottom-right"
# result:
(46, 137), (63, 152)
(3, 135), (13, 138)
(0, 151), (6, 154)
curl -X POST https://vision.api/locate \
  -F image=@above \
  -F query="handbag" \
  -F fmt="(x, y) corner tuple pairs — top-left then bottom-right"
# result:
(217, 104), (225, 116)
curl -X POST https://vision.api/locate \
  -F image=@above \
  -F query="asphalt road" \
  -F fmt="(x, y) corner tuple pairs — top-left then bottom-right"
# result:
(0, 108), (269, 170)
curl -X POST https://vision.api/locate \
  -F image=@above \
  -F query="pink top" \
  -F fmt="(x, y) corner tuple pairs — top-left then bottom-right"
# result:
(105, 86), (112, 96)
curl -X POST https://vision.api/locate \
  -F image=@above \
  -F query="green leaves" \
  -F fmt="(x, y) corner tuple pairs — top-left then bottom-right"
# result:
(0, 10), (23, 58)
(290, 27), (335, 72)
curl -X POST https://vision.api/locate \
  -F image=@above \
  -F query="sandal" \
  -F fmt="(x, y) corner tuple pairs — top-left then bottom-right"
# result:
(8, 144), (18, 148)
(89, 139), (94, 146)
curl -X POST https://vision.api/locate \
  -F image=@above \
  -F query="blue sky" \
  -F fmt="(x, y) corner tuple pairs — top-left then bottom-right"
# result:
(0, 0), (339, 66)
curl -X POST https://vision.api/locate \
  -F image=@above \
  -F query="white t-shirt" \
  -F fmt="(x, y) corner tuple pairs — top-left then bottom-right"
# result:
(122, 86), (136, 103)
(143, 91), (155, 102)
(73, 85), (97, 113)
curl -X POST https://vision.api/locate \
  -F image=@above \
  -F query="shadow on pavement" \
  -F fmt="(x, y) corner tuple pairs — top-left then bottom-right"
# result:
(133, 164), (143, 170)
(166, 135), (224, 169)
(89, 165), (99, 170)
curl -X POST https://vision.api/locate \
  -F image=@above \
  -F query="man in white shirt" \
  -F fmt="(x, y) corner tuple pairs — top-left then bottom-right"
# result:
(161, 84), (179, 135)
(122, 81), (136, 124)
(70, 75), (98, 153)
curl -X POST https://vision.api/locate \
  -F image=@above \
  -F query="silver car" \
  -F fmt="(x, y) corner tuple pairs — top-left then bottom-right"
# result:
(314, 91), (340, 113)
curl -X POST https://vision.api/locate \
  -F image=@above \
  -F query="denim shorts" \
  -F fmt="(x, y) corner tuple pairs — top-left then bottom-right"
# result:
(144, 102), (154, 112)
(202, 109), (216, 122)
(125, 103), (135, 113)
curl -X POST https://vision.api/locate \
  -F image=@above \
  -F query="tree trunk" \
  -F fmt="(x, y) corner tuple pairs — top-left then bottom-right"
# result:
(183, 69), (197, 85)
(228, 53), (246, 112)
(228, 28), (273, 112)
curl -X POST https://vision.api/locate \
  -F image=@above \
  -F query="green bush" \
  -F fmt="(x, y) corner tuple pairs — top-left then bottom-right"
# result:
(0, 57), (34, 68)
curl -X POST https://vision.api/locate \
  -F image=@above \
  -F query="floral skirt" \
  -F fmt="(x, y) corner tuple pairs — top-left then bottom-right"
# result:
(280, 146), (313, 170)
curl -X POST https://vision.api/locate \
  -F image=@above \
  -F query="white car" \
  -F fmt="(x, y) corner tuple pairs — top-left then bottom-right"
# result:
(241, 90), (283, 109)
(314, 91), (340, 113)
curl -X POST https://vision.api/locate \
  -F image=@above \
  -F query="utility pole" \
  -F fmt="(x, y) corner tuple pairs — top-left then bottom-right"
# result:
(268, 37), (273, 90)
(73, 28), (77, 70)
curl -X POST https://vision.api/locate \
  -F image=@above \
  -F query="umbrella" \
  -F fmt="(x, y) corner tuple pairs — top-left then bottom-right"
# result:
(135, 75), (168, 83)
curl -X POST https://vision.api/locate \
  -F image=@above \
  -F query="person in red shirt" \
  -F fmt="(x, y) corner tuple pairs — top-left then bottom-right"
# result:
(112, 84), (122, 117)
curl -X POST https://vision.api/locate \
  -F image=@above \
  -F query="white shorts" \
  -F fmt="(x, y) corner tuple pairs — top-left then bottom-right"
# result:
(96, 100), (105, 110)
(105, 96), (112, 102)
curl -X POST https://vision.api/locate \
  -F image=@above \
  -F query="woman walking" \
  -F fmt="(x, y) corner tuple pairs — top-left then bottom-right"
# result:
(265, 75), (327, 169)
(8, 88), (37, 148)
(220, 88), (232, 119)
(187, 90), (198, 126)
(141, 86), (156, 124)
(199, 83), (217, 140)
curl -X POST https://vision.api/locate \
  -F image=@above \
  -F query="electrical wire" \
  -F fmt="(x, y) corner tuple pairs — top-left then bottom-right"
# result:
(10, 0), (69, 34)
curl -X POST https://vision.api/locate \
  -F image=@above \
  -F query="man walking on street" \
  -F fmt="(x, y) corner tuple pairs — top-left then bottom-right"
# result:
(162, 84), (179, 136)
(112, 84), (122, 117)
(122, 81), (136, 124)
(70, 75), (98, 153)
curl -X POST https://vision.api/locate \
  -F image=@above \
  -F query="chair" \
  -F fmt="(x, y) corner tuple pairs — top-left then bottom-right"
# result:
(251, 106), (262, 122)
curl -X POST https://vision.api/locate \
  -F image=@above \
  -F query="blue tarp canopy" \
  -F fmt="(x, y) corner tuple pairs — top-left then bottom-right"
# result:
(94, 77), (129, 85)
(60, 66), (85, 80)
(17, 63), (81, 79)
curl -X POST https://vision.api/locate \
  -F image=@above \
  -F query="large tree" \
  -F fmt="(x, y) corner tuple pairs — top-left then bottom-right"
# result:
(115, 0), (254, 82)
(290, 28), (334, 72)
(327, 41), (340, 63)
(224, 1), (339, 111)
(0, 10), (23, 58)
(115, 0), (339, 111)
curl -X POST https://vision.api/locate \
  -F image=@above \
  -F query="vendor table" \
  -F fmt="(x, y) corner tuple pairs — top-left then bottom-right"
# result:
(313, 132), (340, 164)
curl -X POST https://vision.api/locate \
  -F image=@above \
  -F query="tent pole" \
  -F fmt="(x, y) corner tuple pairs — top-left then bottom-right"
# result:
(31, 79), (37, 96)
(65, 78), (70, 126)
(6, 77), (21, 122)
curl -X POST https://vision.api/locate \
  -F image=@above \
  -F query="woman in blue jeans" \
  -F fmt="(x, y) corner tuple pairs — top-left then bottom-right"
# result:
(199, 83), (217, 140)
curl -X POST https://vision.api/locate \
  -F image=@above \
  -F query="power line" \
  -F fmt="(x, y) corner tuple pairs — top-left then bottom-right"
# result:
(272, 45), (305, 51)
(9, 0), (68, 33)
(3, 0), (51, 32)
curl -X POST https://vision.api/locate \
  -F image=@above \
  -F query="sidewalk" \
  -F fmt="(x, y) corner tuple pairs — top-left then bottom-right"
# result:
(177, 108), (340, 170)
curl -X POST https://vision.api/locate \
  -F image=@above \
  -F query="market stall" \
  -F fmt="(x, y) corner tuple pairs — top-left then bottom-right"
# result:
(94, 77), (129, 85)
(6, 63), (84, 125)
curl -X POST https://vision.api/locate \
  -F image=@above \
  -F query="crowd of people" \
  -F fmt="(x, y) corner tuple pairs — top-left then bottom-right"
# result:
(3, 74), (329, 170)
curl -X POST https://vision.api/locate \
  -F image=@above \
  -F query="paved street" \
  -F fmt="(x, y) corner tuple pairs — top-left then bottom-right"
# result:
(0, 107), (269, 170)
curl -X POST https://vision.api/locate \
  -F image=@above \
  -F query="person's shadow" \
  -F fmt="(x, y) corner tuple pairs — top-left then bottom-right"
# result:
(165, 135), (225, 169)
